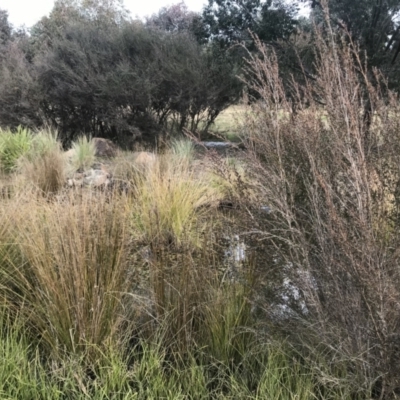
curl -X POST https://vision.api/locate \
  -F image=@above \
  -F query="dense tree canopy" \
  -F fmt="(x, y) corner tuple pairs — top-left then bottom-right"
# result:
(304, 0), (400, 87)
(0, 9), (12, 46)
(0, 1), (241, 145)
(4, 0), (400, 145)
(146, 2), (198, 33)
(199, 0), (299, 47)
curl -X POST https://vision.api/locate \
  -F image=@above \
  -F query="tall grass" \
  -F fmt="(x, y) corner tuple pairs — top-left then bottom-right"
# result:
(131, 152), (224, 248)
(17, 129), (66, 194)
(18, 147), (66, 194)
(0, 306), (364, 399)
(0, 309), (63, 399)
(0, 148), (367, 398)
(240, 13), (400, 398)
(0, 191), (134, 361)
(170, 137), (196, 163)
(31, 128), (60, 156)
(0, 7), (393, 395)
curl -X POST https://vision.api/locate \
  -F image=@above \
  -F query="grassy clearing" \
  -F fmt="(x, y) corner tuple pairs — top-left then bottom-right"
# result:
(206, 105), (247, 141)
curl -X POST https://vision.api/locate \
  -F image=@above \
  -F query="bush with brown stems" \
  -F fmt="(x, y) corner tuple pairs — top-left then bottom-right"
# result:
(240, 15), (400, 398)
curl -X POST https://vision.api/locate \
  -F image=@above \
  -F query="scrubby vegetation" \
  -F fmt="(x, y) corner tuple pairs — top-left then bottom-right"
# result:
(2, 0), (400, 398)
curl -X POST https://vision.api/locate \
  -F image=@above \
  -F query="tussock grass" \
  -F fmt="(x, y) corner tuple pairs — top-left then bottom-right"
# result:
(0, 191), (134, 360)
(0, 126), (32, 172)
(131, 152), (225, 248)
(0, 185), (364, 398)
(70, 135), (96, 171)
(17, 147), (66, 194)
(109, 150), (139, 183)
(200, 283), (255, 366)
(170, 137), (196, 163)
(31, 128), (60, 156)
(17, 130), (66, 194)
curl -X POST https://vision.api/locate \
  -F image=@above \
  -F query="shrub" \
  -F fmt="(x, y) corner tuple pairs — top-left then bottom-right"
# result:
(240, 22), (400, 397)
(0, 39), (42, 130)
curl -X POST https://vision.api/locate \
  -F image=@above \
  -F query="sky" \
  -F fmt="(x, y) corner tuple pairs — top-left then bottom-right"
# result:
(1, 0), (208, 28)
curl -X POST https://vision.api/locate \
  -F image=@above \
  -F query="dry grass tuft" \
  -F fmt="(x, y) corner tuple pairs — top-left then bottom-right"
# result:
(17, 146), (66, 194)
(131, 151), (225, 248)
(0, 191), (134, 360)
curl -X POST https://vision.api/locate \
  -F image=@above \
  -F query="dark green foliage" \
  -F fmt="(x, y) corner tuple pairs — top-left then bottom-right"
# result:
(0, 1), (241, 145)
(146, 1), (198, 33)
(0, 9), (11, 47)
(0, 11), (39, 129)
(200, 0), (299, 47)
(304, 0), (400, 90)
(34, 20), (240, 143)
(35, 21), (153, 143)
(151, 32), (242, 132)
(0, 38), (41, 129)
(195, 0), (299, 106)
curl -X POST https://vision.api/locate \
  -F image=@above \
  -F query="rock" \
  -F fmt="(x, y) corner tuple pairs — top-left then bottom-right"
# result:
(92, 174), (110, 187)
(67, 164), (111, 188)
(201, 142), (235, 148)
(260, 205), (272, 213)
(92, 137), (118, 158)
